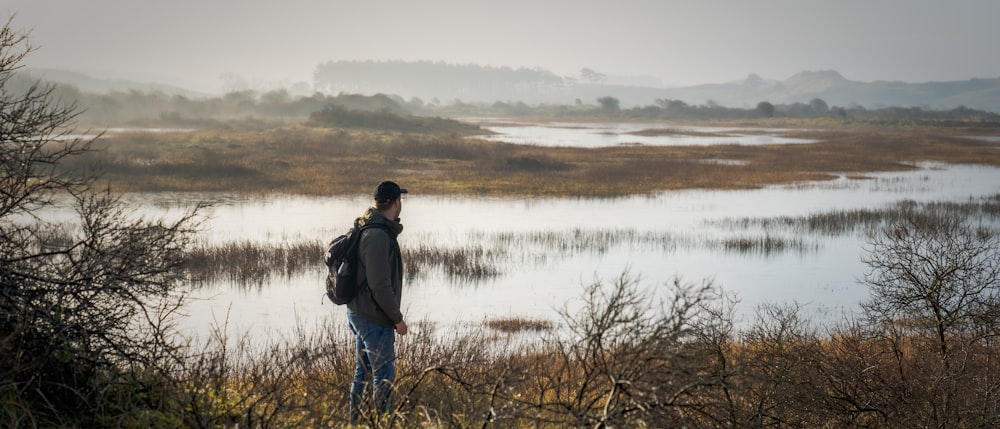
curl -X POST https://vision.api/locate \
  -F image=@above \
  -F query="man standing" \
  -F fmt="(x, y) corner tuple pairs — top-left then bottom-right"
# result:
(347, 180), (408, 423)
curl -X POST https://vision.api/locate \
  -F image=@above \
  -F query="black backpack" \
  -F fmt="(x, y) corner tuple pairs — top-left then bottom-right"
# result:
(323, 222), (386, 305)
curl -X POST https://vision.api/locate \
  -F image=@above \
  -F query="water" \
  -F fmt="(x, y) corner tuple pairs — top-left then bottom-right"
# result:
(473, 121), (816, 147)
(161, 162), (1000, 340)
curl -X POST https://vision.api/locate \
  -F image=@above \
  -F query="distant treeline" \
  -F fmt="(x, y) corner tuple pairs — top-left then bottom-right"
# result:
(6, 73), (415, 124)
(9, 73), (999, 127)
(315, 61), (1000, 112)
(314, 60), (564, 101)
(579, 96), (1000, 123)
(306, 104), (479, 133)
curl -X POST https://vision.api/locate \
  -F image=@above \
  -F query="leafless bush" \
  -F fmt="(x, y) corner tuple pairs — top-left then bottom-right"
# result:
(831, 207), (1000, 427)
(862, 209), (1000, 348)
(496, 271), (729, 427)
(1, 16), (201, 426)
(722, 303), (827, 427)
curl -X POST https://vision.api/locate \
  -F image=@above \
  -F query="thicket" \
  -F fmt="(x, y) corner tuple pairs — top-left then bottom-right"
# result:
(1, 16), (201, 427)
(305, 104), (479, 133)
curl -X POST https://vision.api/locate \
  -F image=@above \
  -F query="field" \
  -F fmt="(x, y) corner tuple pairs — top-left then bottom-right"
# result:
(75, 118), (1000, 197)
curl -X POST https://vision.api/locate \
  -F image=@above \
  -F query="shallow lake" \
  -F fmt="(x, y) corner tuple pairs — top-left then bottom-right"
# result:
(134, 161), (1000, 341)
(473, 121), (816, 147)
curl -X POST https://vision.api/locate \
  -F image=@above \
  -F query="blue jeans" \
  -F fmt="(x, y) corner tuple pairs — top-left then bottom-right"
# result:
(347, 312), (396, 423)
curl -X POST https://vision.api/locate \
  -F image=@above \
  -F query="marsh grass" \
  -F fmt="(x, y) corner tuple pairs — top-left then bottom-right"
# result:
(712, 195), (1000, 236)
(626, 127), (733, 137)
(404, 243), (504, 281)
(184, 197), (999, 286)
(184, 240), (324, 286)
(481, 228), (687, 254)
(67, 121), (1000, 197)
(485, 317), (554, 333)
(718, 234), (816, 255)
(184, 228), (692, 286)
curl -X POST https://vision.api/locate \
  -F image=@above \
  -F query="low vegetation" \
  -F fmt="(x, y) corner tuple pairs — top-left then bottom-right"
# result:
(306, 104), (479, 133)
(35, 233), (1000, 428)
(178, 205), (998, 428)
(60, 121), (1000, 198)
(485, 317), (554, 333)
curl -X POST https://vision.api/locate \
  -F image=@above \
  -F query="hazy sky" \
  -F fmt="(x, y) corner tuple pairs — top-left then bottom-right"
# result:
(5, 0), (1000, 93)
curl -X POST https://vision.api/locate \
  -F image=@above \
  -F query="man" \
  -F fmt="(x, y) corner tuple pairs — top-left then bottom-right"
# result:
(347, 180), (408, 423)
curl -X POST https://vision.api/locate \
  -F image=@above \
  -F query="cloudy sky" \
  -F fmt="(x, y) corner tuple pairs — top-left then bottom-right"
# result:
(5, 0), (999, 93)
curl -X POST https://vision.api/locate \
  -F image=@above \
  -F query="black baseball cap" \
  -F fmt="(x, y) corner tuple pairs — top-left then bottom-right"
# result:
(373, 180), (408, 202)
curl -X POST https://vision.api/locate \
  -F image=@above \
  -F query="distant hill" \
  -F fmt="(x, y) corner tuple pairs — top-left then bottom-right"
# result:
(665, 70), (1000, 112)
(22, 68), (205, 97)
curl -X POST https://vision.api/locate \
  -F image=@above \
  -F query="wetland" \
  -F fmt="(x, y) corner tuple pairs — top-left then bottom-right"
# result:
(66, 119), (1000, 339)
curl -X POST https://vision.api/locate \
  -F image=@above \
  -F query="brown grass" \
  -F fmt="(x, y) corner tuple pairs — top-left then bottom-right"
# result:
(73, 122), (1000, 198)
(625, 127), (732, 137)
(158, 270), (1000, 428)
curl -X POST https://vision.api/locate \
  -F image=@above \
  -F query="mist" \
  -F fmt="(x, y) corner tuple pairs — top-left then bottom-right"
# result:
(5, 0), (1000, 95)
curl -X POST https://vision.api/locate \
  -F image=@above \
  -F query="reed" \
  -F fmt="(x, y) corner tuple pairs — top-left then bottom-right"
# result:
(712, 195), (1000, 236)
(183, 200), (1000, 292)
(183, 228), (692, 286)
(485, 317), (554, 333)
(404, 243), (503, 281)
(184, 240), (324, 286)
(718, 234), (815, 255)
(183, 197), (1000, 287)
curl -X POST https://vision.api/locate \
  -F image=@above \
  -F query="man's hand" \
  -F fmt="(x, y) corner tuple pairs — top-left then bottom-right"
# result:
(395, 320), (408, 335)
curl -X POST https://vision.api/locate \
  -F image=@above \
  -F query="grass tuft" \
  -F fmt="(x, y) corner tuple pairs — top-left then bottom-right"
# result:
(485, 317), (554, 333)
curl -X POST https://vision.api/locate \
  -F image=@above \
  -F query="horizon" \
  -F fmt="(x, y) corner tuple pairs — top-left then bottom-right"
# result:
(6, 1), (1000, 94)
(21, 63), (1000, 114)
(22, 62), (998, 100)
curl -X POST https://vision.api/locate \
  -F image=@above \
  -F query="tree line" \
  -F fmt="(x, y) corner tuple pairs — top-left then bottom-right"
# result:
(12, 64), (1000, 128)
(313, 60), (564, 101)
(578, 96), (1000, 123)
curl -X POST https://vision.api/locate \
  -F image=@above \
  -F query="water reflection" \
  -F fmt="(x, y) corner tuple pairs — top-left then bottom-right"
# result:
(173, 162), (1000, 340)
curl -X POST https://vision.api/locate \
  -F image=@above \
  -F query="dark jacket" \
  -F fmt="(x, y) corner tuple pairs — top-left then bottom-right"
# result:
(347, 207), (404, 327)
